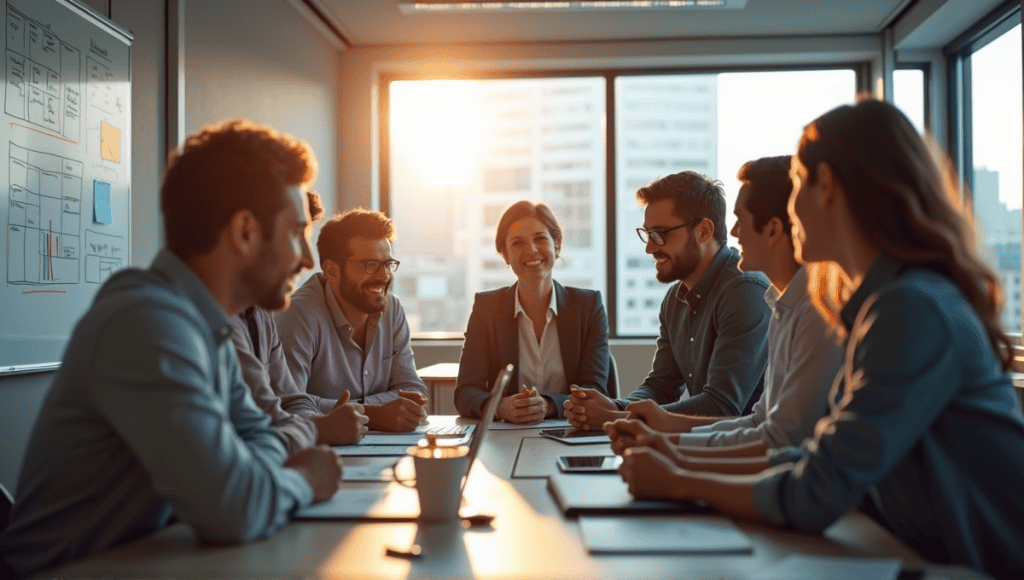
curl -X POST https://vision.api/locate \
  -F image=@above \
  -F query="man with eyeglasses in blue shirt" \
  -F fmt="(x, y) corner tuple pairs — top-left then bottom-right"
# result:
(276, 209), (428, 432)
(566, 171), (772, 430)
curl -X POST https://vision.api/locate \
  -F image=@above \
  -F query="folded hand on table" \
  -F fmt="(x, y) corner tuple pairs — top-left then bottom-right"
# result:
(563, 385), (627, 430)
(605, 418), (685, 467)
(496, 386), (551, 424)
(625, 399), (698, 433)
(618, 446), (686, 502)
(285, 444), (342, 503)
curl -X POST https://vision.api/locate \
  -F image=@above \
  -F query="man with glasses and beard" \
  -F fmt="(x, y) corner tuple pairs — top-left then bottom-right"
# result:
(276, 209), (428, 432)
(565, 171), (771, 431)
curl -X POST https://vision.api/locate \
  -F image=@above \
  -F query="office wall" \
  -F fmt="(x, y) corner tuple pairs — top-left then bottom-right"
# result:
(184, 0), (339, 272)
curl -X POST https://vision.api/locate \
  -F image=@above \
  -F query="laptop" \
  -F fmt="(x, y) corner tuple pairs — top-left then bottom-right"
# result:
(295, 364), (514, 520)
(458, 363), (513, 496)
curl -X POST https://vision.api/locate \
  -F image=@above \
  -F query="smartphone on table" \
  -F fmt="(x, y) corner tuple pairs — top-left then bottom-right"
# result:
(556, 455), (623, 473)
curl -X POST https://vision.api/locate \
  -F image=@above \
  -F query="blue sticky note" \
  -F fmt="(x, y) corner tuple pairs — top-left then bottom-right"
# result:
(94, 180), (111, 224)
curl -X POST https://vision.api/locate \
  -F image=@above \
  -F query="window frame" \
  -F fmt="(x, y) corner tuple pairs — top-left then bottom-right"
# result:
(379, 63), (867, 339)
(945, 0), (1022, 337)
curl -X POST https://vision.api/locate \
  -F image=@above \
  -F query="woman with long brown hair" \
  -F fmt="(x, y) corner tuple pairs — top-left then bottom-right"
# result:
(607, 99), (1024, 580)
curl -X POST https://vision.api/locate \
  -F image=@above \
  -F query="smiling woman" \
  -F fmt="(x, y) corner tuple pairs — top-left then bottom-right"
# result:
(454, 201), (611, 424)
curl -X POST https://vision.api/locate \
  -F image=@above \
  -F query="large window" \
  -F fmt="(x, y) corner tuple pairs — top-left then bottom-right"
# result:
(614, 71), (856, 335)
(893, 66), (927, 135)
(387, 78), (606, 336)
(386, 69), (857, 337)
(954, 11), (1022, 334)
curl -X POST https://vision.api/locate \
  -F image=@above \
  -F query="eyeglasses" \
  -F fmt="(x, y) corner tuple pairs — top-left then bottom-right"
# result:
(348, 259), (400, 274)
(636, 219), (701, 246)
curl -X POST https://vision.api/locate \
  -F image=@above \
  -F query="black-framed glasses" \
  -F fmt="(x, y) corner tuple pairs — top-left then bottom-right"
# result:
(348, 259), (400, 274)
(636, 219), (701, 246)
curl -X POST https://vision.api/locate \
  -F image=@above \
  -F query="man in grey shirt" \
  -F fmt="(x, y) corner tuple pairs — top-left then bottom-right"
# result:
(1, 120), (341, 578)
(565, 171), (771, 430)
(231, 191), (369, 453)
(276, 209), (428, 433)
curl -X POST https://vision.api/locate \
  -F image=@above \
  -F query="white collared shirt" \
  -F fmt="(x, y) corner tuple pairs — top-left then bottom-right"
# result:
(514, 283), (567, 395)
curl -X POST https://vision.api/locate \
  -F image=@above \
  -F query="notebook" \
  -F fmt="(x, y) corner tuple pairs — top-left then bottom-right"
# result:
(547, 472), (711, 517)
(297, 364), (514, 520)
(578, 515), (753, 555)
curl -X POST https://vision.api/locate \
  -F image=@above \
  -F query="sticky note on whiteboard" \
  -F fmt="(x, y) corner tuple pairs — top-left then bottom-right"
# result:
(101, 121), (121, 162)
(94, 180), (111, 224)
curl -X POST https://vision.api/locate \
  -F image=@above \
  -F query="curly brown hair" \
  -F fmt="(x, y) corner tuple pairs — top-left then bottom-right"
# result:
(161, 119), (318, 259)
(317, 208), (395, 267)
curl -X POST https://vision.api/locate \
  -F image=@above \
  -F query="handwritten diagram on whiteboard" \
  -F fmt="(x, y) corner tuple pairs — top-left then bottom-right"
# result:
(1, 0), (131, 373)
(5, 4), (81, 140)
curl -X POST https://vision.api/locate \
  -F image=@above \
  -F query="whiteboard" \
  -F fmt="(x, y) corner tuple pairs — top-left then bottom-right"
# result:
(0, 0), (131, 374)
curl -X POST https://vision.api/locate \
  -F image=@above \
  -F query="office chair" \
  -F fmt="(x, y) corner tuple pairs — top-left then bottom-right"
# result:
(606, 352), (619, 399)
(1, 481), (13, 533)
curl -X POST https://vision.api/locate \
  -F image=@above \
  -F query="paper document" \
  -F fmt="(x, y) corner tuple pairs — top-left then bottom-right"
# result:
(490, 419), (570, 430)
(333, 445), (409, 456)
(294, 485), (418, 520)
(341, 464), (393, 482)
(295, 489), (390, 519)
(579, 515), (753, 554)
(749, 555), (901, 580)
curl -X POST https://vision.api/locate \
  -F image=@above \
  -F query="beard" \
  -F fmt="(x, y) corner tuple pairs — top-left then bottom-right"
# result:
(337, 272), (390, 314)
(241, 245), (300, 312)
(653, 234), (701, 283)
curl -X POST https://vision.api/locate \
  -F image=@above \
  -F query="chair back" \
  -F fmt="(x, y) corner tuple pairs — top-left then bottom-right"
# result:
(1, 481), (13, 533)
(606, 352), (619, 399)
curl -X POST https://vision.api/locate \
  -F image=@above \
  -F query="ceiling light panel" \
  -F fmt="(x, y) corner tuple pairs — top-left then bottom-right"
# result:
(398, 0), (748, 14)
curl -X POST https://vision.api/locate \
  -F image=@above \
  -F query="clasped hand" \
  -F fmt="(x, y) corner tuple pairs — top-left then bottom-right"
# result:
(496, 385), (549, 424)
(562, 385), (626, 430)
(605, 419), (690, 501)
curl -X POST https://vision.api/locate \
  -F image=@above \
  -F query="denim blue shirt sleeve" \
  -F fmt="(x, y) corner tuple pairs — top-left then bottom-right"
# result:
(619, 245), (771, 417)
(750, 256), (1024, 580)
(2, 250), (313, 578)
(275, 273), (427, 414)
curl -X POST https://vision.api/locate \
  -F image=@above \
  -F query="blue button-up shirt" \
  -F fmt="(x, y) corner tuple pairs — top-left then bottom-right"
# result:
(275, 273), (427, 413)
(619, 245), (771, 416)
(752, 255), (1024, 580)
(1, 250), (312, 578)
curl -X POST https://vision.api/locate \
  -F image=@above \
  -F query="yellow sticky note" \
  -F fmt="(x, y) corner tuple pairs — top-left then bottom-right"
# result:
(101, 121), (121, 163)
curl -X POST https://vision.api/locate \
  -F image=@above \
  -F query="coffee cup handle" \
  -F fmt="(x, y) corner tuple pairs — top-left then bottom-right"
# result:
(393, 456), (416, 488)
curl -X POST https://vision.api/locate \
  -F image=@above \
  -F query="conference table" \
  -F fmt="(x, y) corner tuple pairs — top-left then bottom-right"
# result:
(43, 416), (988, 580)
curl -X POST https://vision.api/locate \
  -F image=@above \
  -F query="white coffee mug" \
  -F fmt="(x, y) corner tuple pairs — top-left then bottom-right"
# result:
(398, 445), (470, 521)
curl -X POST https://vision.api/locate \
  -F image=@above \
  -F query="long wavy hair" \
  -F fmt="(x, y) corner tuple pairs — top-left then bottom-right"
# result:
(797, 98), (1012, 369)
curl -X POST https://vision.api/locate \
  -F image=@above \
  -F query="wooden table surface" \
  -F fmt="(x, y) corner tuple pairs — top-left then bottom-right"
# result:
(43, 416), (989, 580)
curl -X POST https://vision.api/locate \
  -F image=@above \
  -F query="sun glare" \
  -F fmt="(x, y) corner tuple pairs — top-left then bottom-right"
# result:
(390, 80), (484, 190)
